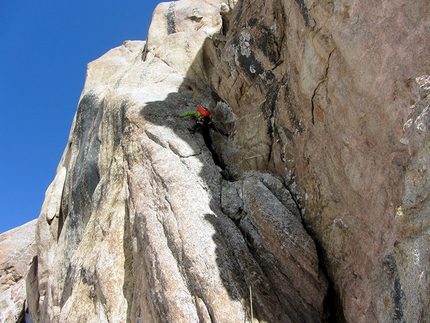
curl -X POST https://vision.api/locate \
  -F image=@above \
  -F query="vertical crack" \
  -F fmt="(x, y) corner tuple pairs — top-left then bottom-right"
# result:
(311, 48), (336, 125)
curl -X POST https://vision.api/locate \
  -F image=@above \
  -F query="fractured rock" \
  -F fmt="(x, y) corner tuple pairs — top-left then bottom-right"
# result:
(0, 220), (37, 323)
(211, 0), (430, 321)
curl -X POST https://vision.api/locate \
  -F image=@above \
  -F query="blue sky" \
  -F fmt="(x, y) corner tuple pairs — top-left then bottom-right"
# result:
(0, 0), (161, 234)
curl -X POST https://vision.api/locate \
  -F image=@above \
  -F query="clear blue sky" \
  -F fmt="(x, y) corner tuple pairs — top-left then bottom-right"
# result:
(0, 0), (161, 234)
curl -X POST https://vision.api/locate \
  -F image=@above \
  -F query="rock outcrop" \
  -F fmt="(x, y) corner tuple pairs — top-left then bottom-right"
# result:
(26, 0), (430, 322)
(26, 1), (327, 322)
(211, 0), (430, 322)
(0, 220), (37, 323)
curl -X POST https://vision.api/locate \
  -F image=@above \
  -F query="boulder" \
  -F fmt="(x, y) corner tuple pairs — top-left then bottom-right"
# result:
(0, 220), (37, 323)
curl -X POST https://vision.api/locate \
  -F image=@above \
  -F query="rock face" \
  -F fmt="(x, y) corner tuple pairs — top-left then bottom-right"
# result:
(27, 0), (430, 322)
(211, 0), (430, 322)
(26, 1), (327, 322)
(0, 220), (37, 323)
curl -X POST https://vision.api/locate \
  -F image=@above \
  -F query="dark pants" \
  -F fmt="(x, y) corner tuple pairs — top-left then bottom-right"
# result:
(190, 121), (227, 136)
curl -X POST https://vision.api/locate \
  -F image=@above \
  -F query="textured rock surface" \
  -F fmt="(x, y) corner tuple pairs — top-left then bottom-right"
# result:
(211, 0), (430, 322)
(26, 0), (430, 322)
(26, 1), (327, 322)
(0, 220), (37, 323)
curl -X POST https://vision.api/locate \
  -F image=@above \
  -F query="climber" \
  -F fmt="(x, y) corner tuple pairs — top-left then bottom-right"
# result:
(180, 105), (228, 136)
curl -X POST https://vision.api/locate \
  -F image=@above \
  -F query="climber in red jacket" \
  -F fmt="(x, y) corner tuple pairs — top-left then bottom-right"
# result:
(180, 105), (228, 136)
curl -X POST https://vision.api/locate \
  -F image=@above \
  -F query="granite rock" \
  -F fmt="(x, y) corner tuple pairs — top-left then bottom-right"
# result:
(0, 220), (37, 323)
(26, 1), (327, 322)
(26, 0), (430, 322)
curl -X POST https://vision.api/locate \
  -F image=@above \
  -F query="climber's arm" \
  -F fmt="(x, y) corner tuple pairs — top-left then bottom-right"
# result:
(180, 111), (200, 117)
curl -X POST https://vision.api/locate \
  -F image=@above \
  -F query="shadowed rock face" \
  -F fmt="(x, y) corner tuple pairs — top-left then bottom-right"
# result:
(212, 0), (430, 322)
(25, 0), (430, 322)
(0, 220), (37, 323)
